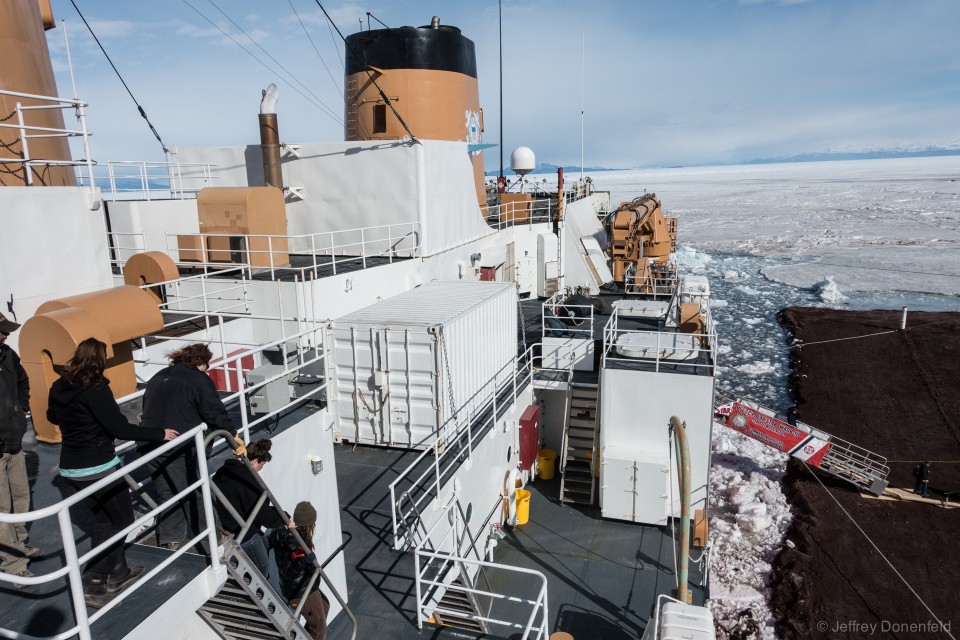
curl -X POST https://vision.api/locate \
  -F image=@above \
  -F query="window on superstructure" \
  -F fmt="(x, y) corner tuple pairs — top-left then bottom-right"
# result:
(373, 104), (387, 134)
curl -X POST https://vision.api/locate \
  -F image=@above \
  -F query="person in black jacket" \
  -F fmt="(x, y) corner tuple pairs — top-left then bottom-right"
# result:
(212, 438), (291, 576)
(269, 501), (330, 640)
(47, 338), (177, 603)
(140, 343), (235, 549)
(0, 312), (41, 588)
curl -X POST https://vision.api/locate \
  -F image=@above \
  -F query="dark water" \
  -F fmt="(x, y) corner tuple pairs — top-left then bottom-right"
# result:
(686, 249), (960, 415)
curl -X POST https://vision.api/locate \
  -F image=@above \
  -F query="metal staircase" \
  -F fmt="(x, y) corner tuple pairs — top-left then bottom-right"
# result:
(560, 383), (600, 504)
(431, 567), (486, 634)
(718, 396), (889, 495)
(199, 541), (309, 640)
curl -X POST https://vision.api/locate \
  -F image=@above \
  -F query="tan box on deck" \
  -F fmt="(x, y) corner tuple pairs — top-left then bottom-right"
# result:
(179, 186), (289, 269)
(499, 193), (532, 224)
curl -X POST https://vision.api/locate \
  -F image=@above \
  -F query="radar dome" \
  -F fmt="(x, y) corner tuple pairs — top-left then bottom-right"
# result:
(510, 147), (536, 176)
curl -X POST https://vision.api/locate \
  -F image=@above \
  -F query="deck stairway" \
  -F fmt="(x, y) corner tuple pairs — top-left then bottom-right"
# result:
(431, 569), (487, 634)
(198, 541), (309, 640)
(718, 396), (890, 496)
(560, 383), (600, 504)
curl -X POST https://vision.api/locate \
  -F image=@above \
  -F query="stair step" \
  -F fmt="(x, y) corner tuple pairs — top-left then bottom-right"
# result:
(569, 418), (597, 428)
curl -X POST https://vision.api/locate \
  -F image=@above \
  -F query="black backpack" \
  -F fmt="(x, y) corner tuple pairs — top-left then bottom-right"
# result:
(913, 463), (922, 477)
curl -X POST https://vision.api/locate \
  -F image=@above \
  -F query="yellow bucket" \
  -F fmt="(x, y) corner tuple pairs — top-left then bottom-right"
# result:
(537, 449), (557, 480)
(515, 489), (531, 525)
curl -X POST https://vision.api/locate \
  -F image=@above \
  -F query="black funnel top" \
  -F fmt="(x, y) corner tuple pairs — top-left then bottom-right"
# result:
(345, 25), (477, 78)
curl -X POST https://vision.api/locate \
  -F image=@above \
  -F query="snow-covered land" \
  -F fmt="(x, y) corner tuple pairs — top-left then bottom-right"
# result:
(602, 156), (960, 637)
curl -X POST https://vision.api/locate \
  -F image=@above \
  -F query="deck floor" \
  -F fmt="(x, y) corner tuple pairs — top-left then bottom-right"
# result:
(326, 444), (705, 640)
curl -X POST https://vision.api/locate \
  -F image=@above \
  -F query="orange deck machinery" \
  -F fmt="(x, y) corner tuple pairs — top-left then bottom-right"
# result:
(609, 194), (678, 292)
(19, 253), (176, 443)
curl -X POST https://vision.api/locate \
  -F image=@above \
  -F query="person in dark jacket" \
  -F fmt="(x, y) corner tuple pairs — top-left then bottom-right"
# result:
(212, 438), (291, 576)
(0, 312), (41, 589)
(47, 338), (177, 603)
(913, 460), (930, 497)
(269, 501), (330, 640)
(140, 343), (235, 549)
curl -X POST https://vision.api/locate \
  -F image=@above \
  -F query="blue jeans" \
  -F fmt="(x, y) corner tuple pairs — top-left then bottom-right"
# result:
(241, 532), (269, 578)
(914, 478), (928, 497)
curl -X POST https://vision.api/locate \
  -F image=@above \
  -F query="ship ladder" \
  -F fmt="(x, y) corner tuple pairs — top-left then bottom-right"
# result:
(716, 395), (890, 496)
(199, 540), (310, 640)
(560, 382), (600, 504)
(430, 566), (489, 635)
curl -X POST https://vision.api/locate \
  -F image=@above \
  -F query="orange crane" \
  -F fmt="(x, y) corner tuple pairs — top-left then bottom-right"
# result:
(609, 194), (677, 291)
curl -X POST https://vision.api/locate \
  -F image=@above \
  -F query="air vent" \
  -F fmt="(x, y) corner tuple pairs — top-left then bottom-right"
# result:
(373, 103), (387, 133)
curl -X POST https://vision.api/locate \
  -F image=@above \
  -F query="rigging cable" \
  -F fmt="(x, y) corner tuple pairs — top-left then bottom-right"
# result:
(313, 0), (417, 143)
(789, 317), (960, 349)
(68, 0), (168, 152)
(802, 461), (956, 640)
(180, 0), (343, 126)
(201, 0), (344, 126)
(286, 0), (344, 99)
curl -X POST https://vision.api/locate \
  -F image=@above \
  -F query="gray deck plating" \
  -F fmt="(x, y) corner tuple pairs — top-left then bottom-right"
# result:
(326, 444), (705, 640)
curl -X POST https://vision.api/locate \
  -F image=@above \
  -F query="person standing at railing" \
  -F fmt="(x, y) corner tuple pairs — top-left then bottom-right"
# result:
(140, 343), (235, 551)
(270, 501), (330, 640)
(47, 338), (178, 604)
(0, 312), (42, 589)
(212, 438), (291, 576)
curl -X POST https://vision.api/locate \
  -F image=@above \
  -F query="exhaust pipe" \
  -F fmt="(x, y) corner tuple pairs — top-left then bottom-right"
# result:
(259, 84), (283, 191)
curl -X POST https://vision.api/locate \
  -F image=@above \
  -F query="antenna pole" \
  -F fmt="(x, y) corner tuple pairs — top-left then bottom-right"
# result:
(580, 31), (584, 185)
(63, 20), (79, 100)
(498, 0), (505, 193)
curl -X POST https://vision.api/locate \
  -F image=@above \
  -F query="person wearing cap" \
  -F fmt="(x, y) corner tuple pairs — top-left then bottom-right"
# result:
(270, 501), (330, 640)
(0, 312), (42, 589)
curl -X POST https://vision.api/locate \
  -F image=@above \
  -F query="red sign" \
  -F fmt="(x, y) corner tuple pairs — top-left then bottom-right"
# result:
(518, 404), (540, 472)
(726, 402), (831, 467)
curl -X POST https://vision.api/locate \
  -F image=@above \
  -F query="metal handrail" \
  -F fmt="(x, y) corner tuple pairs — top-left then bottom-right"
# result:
(203, 430), (358, 640)
(169, 221), (422, 280)
(388, 345), (536, 549)
(0, 425), (218, 640)
(0, 88), (95, 191)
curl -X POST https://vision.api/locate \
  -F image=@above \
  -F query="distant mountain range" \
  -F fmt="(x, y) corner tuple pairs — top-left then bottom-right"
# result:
(485, 145), (960, 175)
(485, 162), (616, 176)
(741, 145), (960, 166)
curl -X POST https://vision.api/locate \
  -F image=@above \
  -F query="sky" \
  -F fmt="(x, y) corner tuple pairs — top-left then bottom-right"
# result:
(41, 0), (960, 169)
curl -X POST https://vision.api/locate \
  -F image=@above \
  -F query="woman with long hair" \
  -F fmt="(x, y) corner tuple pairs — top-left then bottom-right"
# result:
(47, 338), (177, 604)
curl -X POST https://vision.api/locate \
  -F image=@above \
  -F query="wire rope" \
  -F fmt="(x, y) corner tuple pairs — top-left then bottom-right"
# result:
(803, 462), (956, 640)
(181, 0), (343, 126)
(203, 0), (344, 126)
(69, 0), (168, 152)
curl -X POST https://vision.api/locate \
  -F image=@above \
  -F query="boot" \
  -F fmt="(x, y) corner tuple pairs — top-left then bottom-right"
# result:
(107, 564), (144, 594)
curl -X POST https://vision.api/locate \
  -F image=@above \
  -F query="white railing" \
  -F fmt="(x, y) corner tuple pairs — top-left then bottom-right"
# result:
(482, 198), (554, 230)
(0, 425), (220, 640)
(0, 88), (95, 191)
(601, 306), (717, 375)
(76, 160), (218, 201)
(414, 499), (550, 640)
(389, 346), (536, 550)
(126, 317), (327, 444)
(169, 221), (421, 280)
(541, 289), (595, 339)
(624, 272), (679, 299)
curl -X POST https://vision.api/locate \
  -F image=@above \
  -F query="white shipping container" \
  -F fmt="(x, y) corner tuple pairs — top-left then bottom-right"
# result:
(327, 282), (518, 448)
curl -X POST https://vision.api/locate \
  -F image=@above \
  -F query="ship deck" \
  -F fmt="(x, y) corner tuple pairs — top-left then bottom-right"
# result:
(326, 444), (706, 640)
(0, 394), (319, 639)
